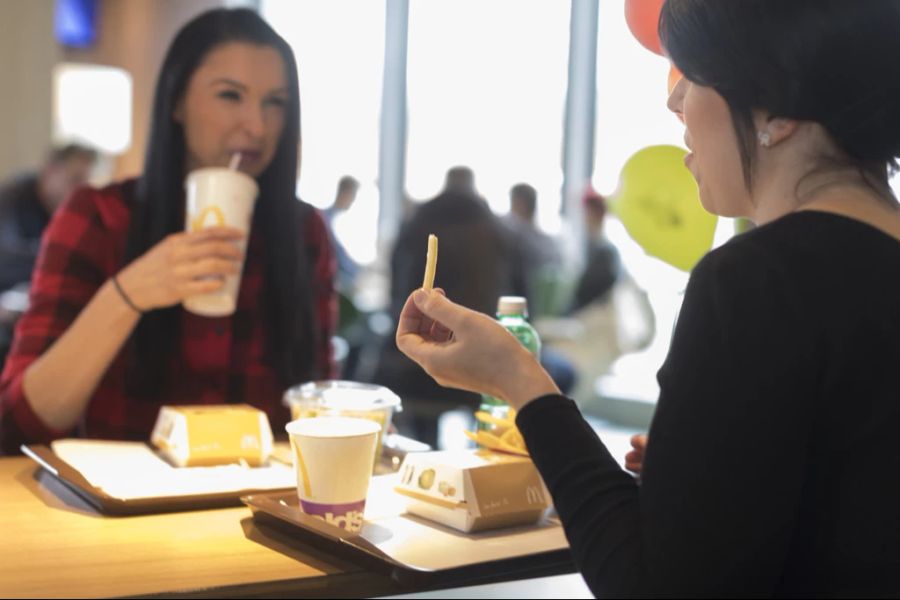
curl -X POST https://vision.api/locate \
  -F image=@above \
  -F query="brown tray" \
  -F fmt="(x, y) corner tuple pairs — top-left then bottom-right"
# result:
(22, 444), (294, 516)
(242, 490), (574, 588)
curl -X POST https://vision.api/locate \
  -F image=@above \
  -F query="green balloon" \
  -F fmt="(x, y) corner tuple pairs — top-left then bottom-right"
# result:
(608, 145), (717, 272)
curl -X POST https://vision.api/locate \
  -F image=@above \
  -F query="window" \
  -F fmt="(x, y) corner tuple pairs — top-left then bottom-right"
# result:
(262, 0), (385, 265)
(53, 63), (132, 154)
(405, 0), (570, 233)
(592, 1), (733, 405)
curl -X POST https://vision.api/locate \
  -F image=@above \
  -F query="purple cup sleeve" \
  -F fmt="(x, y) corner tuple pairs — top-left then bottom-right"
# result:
(300, 499), (367, 532)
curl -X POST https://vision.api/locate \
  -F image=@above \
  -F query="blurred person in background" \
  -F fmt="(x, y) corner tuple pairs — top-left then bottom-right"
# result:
(321, 174), (361, 292)
(554, 187), (650, 405)
(0, 144), (97, 293)
(0, 9), (336, 454)
(569, 188), (621, 313)
(502, 182), (563, 303)
(0, 144), (97, 369)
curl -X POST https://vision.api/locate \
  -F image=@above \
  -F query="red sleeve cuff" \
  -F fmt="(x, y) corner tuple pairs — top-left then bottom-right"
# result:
(7, 376), (71, 449)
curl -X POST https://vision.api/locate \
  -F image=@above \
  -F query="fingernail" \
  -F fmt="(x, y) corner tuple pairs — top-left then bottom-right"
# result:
(413, 289), (429, 305)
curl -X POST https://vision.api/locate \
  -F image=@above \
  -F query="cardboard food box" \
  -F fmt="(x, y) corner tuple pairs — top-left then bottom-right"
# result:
(150, 404), (274, 467)
(394, 449), (550, 533)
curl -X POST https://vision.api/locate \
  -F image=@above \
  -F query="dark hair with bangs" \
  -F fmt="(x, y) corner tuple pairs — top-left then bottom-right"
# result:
(659, 0), (900, 195)
(124, 8), (318, 397)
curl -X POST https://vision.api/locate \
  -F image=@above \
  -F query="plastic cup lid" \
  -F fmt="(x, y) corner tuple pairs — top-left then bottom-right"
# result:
(284, 380), (402, 411)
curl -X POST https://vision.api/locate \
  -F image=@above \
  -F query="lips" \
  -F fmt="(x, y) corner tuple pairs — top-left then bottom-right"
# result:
(230, 150), (263, 165)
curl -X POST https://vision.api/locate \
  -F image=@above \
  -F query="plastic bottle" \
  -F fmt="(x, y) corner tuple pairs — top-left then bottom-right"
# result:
(477, 296), (541, 433)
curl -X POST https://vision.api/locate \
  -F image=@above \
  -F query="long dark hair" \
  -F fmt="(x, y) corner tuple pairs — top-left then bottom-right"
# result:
(659, 0), (900, 194)
(124, 8), (318, 396)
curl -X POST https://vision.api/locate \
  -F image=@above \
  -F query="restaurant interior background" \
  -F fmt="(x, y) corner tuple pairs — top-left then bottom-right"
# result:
(4, 0), (897, 441)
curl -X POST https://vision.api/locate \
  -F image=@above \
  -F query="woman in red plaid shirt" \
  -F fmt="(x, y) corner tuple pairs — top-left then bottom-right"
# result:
(0, 9), (337, 454)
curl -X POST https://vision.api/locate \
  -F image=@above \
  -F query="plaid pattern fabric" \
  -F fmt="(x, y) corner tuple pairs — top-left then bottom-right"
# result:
(0, 181), (336, 454)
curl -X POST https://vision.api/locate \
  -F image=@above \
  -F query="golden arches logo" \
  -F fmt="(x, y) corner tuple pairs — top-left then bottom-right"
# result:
(190, 205), (226, 231)
(525, 485), (544, 505)
(293, 442), (312, 497)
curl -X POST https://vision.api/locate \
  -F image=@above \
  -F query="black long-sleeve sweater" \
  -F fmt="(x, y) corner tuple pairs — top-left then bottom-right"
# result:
(518, 211), (900, 598)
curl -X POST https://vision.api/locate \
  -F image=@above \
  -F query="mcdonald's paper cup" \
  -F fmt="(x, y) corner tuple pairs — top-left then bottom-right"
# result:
(183, 167), (258, 316)
(285, 417), (380, 533)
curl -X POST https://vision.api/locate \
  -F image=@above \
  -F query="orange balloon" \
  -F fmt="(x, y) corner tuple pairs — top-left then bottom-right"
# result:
(624, 0), (666, 56)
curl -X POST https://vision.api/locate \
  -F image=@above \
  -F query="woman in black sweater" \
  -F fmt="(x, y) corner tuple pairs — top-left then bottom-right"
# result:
(395, 1), (900, 597)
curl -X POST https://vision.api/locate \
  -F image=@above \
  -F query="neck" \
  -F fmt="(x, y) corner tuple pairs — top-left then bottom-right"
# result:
(750, 166), (900, 240)
(35, 175), (57, 216)
(749, 159), (894, 225)
(746, 122), (897, 224)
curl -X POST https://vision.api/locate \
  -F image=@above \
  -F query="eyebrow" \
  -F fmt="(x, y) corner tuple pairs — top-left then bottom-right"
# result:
(210, 78), (290, 96)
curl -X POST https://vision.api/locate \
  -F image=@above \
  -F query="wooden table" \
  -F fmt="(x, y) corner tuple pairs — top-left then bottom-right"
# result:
(0, 456), (574, 598)
(0, 457), (403, 598)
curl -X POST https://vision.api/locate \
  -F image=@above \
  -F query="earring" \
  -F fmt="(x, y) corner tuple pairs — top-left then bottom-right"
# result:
(757, 131), (771, 147)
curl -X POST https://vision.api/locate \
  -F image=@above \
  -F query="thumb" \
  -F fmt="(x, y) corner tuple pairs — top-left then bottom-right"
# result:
(413, 288), (467, 330)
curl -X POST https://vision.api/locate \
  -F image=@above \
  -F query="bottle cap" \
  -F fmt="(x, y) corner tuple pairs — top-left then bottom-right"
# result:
(497, 296), (528, 317)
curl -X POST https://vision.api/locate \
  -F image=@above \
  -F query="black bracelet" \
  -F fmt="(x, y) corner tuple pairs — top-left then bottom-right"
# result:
(111, 275), (144, 315)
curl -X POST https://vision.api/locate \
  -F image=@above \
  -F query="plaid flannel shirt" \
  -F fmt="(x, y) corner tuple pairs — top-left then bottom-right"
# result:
(0, 181), (336, 454)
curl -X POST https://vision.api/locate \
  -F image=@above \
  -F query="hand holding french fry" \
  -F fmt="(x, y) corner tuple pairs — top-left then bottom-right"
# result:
(395, 289), (560, 410)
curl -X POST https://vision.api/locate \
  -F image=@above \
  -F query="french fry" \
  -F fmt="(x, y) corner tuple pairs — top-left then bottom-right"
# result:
(465, 429), (529, 457)
(500, 427), (525, 450)
(422, 234), (438, 290)
(474, 411), (514, 429)
(473, 409), (529, 454)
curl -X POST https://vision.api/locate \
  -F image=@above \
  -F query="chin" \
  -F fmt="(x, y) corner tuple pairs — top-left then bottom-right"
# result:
(698, 187), (746, 218)
(697, 189), (719, 216)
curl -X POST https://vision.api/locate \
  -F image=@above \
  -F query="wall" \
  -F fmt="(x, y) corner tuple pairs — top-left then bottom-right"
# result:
(64, 0), (224, 179)
(0, 0), (224, 181)
(0, 0), (61, 179)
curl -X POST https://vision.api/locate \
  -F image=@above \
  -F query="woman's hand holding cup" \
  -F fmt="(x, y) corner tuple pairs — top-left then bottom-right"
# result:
(115, 226), (245, 312)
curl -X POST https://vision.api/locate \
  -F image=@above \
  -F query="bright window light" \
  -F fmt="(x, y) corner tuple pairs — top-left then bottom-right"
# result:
(594, 1), (703, 389)
(406, 0), (570, 234)
(53, 63), (132, 154)
(262, 0), (386, 265)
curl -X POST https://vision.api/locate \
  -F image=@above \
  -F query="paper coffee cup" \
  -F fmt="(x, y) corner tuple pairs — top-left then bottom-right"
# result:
(182, 167), (258, 317)
(283, 382), (402, 470)
(285, 417), (380, 533)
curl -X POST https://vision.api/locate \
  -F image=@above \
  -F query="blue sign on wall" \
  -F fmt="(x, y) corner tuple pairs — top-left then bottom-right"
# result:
(55, 0), (98, 48)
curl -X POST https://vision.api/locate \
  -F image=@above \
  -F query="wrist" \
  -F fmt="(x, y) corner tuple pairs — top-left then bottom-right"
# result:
(498, 350), (561, 410)
(111, 273), (145, 315)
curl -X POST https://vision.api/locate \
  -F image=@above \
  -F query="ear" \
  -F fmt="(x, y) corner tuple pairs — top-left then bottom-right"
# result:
(755, 113), (799, 147)
(767, 117), (799, 145)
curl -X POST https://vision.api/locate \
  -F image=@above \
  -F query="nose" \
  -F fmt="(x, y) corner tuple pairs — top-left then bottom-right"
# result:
(666, 76), (687, 122)
(240, 101), (266, 140)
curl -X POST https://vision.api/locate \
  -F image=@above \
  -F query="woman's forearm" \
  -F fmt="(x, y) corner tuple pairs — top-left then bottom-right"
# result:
(22, 279), (141, 431)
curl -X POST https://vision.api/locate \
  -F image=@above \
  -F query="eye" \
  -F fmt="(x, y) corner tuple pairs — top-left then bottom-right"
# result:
(217, 89), (241, 102)
(265, 96), (288, 109)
